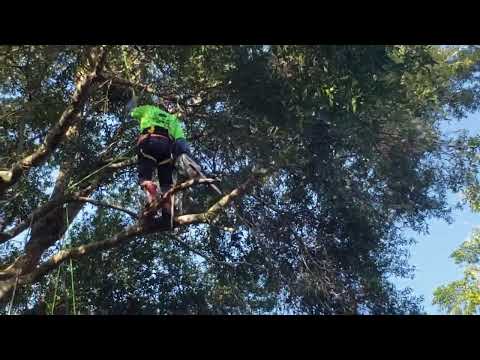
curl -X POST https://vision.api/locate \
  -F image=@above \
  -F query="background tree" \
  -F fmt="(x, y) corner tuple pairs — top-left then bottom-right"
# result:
(433, 183), (480, 315)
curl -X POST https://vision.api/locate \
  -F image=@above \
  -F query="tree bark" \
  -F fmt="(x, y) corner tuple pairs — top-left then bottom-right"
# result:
(0, 170), (267, 303)
(0, 47), (107, 196)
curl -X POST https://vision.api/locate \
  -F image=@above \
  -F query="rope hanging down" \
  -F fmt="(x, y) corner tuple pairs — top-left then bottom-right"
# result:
(49, 205), (76, 315)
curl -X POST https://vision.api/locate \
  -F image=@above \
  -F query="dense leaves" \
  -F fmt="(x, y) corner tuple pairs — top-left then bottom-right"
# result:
(2, 45), (480, 314)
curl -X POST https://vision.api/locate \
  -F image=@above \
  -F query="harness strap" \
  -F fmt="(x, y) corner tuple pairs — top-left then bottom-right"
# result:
(140, 148), (173, 165)
(137, 133), (170, 146)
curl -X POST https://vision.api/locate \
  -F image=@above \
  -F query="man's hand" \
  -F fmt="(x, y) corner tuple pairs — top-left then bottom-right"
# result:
(173, 139), (191, 157)
(125, 90), (138, 117)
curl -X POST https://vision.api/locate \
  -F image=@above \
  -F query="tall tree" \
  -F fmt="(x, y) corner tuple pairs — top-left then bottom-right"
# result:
(1, 45), (480, 314)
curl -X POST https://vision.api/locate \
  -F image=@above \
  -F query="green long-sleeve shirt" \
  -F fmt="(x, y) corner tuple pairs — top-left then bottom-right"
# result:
(130, 105), (186, 140)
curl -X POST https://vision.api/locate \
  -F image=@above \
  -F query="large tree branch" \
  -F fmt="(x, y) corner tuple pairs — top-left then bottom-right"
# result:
(66, 178), (220, 222)
(175, 171), (265, 226)
(22, 223), (148, 286)
(1, 176), (223, 275)
(0, 47), (107, 196)
(0, 169), (268, 301)
(36, 177), (251, 272)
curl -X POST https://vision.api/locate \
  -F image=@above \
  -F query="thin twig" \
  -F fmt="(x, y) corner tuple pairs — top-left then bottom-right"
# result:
(68, 196), (138, 219)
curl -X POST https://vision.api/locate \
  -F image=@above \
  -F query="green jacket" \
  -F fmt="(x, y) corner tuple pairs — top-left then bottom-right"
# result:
(130, 105), (186, 140)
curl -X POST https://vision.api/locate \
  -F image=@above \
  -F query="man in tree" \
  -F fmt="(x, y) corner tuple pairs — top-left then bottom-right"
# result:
(129, 100), (191, 221)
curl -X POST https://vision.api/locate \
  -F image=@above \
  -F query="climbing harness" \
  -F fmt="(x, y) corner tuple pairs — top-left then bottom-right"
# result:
(139, 148), (173, 166)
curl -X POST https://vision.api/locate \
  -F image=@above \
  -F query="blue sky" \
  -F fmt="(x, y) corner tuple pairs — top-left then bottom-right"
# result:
(392, 110), (480, 314)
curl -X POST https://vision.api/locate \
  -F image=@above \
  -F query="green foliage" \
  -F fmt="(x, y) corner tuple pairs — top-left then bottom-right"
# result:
(3, 45), (480, 314)
(433, 185), (480, 315)
(433, 137), (480, 315)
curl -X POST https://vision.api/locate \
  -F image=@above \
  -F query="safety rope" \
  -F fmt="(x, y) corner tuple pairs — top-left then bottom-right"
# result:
(7, 270), (20, 315)
(50, 266), (62, 314)
(49, 205), (75, 315)
(66, 207), (76, 315)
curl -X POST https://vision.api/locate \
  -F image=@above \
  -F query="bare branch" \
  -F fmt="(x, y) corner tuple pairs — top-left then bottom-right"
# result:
(103, 73), (157, 95)
(175, 172), (263, 226)
(68, 196), (138, 219)
(105, 156), (137, 169)
(162, 177), (218, 200)
(65, 178), (219, 223)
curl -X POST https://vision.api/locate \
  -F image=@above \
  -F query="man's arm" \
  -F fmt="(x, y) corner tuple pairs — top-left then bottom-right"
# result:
(171, 116), (191, 156)
(130, 105), (146, 121)
(174, 138), (191, 156)
(126, 91), (138, 116)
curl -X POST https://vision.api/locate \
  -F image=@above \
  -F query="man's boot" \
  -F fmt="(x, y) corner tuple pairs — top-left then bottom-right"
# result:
(140, 180), (159, 216)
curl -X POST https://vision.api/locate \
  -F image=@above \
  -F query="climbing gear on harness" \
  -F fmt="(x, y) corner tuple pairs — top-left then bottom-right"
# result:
(141, 125), (172, 137)
(139, 148), (173, 166)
